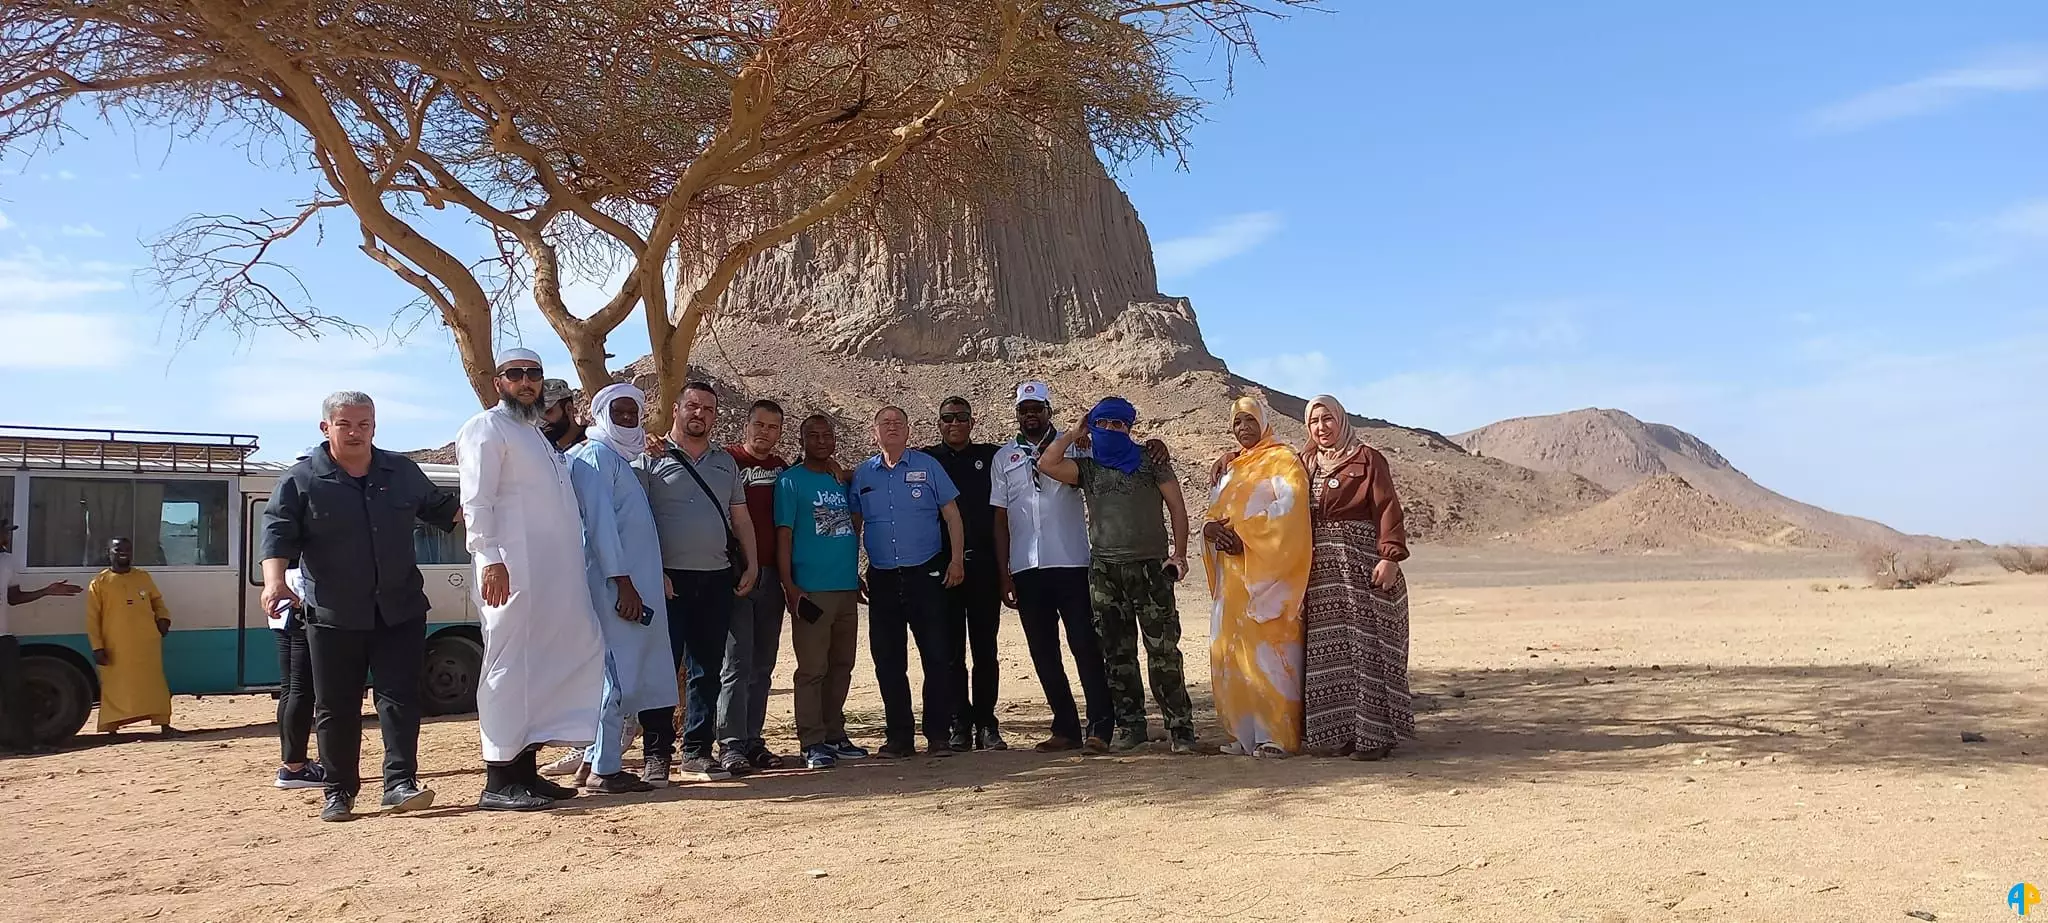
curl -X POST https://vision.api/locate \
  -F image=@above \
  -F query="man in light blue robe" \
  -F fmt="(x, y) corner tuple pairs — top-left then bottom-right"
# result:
(565, 383), (679, 793)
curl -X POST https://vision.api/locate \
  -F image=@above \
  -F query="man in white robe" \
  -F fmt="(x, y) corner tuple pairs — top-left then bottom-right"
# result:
(565, 383), (678, 793)
(456, 347), (605, 811)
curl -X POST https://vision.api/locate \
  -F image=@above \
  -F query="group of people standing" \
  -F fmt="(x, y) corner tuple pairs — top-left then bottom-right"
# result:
(249, 344), (1413, 822)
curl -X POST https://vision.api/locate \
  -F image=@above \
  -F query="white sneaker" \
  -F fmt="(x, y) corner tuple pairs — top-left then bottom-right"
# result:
(539, 750), (586, 778)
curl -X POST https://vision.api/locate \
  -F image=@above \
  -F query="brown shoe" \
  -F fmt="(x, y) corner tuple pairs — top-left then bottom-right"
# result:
(1033, 736), (1081, 753)
(1081, 736), (1109, 755)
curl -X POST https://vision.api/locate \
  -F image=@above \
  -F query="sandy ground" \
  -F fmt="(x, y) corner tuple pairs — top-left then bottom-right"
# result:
(3, 552), (2043, 923)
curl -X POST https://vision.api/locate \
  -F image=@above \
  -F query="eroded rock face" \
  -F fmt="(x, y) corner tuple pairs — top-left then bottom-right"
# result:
(713, 150), (1221, 378)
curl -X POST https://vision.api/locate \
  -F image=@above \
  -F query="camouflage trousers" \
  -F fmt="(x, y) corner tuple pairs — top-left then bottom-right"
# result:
(1088, 558), (1194, 735)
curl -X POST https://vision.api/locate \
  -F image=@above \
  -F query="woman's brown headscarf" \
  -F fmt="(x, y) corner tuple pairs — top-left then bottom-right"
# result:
(1303, 393), (1361, 473)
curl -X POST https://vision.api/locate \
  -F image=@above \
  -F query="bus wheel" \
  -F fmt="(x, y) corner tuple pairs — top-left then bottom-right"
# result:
(421, 634), (483, 717)
(21, 654), (93, 745)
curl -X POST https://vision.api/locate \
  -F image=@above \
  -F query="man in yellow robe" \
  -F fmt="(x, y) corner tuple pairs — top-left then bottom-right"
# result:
(87, 537), (177, 736)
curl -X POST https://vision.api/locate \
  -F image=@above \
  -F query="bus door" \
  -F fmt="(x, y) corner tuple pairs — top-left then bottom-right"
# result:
(237, 492), (279, 688)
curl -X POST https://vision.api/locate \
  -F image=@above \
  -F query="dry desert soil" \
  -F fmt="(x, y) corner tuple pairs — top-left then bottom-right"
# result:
(3, 550), (2043, 923)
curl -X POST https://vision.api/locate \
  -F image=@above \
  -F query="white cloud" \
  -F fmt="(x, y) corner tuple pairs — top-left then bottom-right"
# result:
(0, 310), (138, 368)
(0, 250), (125, 302)
(1153, 211), (1282, 280)
(207, 334), (458, 424)
(1924, 197), (2048, 282)
(59, 223), (104, 238)
(1234, 350), (1334, 401)
(1470, 301), (1586, 354)
(1810, 47), (2048, 133)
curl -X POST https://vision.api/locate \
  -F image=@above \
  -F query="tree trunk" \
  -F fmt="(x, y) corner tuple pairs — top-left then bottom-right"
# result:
(447, 291), (498, 408)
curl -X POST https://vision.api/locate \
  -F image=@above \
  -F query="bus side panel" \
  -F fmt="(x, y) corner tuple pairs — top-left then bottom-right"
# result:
(9, 568), (245, 695)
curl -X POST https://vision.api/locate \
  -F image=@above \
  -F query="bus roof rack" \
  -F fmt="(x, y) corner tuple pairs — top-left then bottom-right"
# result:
(0, 425), (261, 474)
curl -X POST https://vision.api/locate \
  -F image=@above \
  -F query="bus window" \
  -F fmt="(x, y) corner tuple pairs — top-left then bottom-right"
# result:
(1, 475), (12, 525)
(413, 519), (469, 565)
(28, 478), (231, 567)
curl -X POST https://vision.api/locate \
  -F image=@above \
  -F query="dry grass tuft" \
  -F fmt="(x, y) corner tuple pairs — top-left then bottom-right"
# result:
(1991, 545), (2048, 575)
(1860, 546), (1958, 589)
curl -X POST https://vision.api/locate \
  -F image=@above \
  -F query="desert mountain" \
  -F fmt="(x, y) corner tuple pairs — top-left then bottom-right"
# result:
(416, 151), (1607, 543)
(1455, 408), (1915, 547)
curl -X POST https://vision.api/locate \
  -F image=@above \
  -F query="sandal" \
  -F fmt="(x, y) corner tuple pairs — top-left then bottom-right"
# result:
(1219, 741), (1251, 756)
(749, 748), (786, 771)
(1252, 743), (1290, 760)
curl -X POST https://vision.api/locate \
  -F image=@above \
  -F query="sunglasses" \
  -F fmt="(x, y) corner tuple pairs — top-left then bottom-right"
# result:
(939, 412), (971, 424)
(498, 367), (545, 381)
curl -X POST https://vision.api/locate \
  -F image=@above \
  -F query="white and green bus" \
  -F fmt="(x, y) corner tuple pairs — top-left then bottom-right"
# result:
(2, 425), (484, 744)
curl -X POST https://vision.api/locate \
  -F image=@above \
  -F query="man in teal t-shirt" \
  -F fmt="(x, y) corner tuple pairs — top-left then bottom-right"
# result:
(775, 414), (868, 769)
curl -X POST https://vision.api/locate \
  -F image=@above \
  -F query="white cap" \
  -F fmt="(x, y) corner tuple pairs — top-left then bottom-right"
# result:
(496, 347), (543, 370)
(1015, 381), (1050, 406)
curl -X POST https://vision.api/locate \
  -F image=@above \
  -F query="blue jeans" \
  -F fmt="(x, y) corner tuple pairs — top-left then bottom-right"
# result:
(639, 568), (734, 762)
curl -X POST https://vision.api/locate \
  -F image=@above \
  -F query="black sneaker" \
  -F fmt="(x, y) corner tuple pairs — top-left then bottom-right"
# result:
(716, 749), (756, 777)
(381, 779), (437, 813)
(948, 726), (974, 752)
(675, 756), (735, 781)
(320, 791), (357, 822)
(477, 784), (554, 811)
(978, 726), (1009, 751)
(925, 740), (957, 758)
(876, 742), (916, 760)
(585, 771), (656, 794)
(527, 774), (579, 800)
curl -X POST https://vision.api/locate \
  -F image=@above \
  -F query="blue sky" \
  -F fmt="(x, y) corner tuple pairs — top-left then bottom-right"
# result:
(2, 3), (2043, 542)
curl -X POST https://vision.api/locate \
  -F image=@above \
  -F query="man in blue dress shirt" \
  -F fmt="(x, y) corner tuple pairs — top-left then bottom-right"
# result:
(850, 405), (967, 758)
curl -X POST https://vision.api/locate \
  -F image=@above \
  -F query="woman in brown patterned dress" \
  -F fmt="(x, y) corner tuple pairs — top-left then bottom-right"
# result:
(1299, 394), (1413, 760)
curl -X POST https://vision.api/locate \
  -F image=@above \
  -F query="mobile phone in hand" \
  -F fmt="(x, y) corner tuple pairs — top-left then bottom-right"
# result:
(798, 597), (825, 624)
(638, 604), (655, 626)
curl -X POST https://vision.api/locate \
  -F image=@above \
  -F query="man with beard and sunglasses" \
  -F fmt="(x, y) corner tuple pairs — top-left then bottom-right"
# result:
(455, 348), (606, 810)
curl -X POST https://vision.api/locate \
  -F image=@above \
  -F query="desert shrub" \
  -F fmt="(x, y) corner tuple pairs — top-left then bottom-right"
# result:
(1860, 546), (1956, 589)
(1991, 545), (2048, 574)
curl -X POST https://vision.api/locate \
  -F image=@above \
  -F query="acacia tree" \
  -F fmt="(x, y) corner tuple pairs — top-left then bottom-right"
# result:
(1, 0), (1301, 416)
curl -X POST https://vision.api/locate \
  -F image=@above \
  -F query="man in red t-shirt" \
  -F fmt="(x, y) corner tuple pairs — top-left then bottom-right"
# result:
(721, 399), (791, 769)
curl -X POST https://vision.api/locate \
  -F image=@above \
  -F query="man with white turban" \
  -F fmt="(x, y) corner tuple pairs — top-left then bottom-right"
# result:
(455, 347), (606, 810)
(562, 383), (677, 793)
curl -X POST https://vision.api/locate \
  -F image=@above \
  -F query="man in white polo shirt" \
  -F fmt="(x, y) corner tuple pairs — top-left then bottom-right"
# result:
(989, 382), (1114, 753)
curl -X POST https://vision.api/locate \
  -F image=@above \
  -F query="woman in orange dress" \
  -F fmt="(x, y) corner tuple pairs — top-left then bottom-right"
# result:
(1201, 398), (1312, 758)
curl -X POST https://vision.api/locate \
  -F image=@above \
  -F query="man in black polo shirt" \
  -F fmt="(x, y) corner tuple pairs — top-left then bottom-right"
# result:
(922, 396), (1006, 751)
(260, 390), (462, 822)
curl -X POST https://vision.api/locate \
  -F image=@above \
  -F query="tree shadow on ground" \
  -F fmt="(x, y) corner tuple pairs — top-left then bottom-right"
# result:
(508, 660), (2044, 819)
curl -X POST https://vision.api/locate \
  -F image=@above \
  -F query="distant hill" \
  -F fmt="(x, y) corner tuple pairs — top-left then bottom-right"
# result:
(1519, 473), (1831, 554)
(1455, 407), (1929, 547)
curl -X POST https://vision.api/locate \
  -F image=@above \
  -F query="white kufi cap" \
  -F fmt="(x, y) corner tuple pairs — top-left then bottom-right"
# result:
(495, 347), (543, 370)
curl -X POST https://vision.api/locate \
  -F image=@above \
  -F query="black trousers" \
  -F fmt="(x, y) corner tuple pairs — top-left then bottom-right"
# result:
(642, 568), (734, 762)
(273, 623), (314, 765)
(1015, 567), (1115, 741)
(307, 616), (425, 797)
(945, 554), (1003, 733)
(868, 555), (957, 749)
(0, 635), (30, 748)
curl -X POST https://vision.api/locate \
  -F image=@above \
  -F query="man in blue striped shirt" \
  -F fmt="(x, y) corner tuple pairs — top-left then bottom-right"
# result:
(850, 405), (966, 758)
